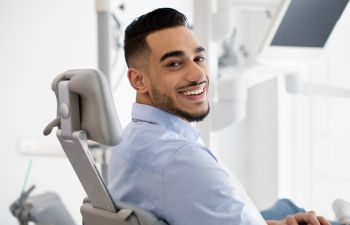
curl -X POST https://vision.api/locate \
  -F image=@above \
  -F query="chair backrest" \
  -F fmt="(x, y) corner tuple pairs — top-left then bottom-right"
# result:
(51, 69), (122, 146)
(44, 69), (168, 225)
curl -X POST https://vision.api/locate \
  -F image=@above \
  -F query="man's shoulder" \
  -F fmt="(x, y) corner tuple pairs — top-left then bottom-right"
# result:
(122, 121), (212, 156)
(122, 121), (194, 147)
(113, 122), (203, 175)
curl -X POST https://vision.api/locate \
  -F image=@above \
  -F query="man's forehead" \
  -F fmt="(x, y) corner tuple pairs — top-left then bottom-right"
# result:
(146, 26), (201, 56)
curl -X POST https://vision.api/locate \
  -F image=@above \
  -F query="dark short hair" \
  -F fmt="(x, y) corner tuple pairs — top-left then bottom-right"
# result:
(124, 8), (188, 68)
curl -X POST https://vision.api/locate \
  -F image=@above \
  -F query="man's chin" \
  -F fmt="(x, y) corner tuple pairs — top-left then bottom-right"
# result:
(172, 104), (210, 122)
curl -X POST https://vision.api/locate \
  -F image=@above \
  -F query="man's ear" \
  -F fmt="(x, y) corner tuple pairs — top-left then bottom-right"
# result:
(128, 68), (148, 94)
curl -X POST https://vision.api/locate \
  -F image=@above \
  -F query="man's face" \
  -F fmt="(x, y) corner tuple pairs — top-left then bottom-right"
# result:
(143, 26), (210, 122)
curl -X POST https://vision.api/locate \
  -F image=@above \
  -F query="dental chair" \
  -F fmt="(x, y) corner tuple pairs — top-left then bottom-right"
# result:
(44, 69), (167, 225)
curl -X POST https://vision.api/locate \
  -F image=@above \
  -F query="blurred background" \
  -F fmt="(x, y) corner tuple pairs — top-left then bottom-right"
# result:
(1, 0), (350, 224)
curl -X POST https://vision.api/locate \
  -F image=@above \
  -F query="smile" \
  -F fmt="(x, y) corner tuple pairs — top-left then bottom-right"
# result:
(181, 87), (205, 96)
(178, 82), (207, 97)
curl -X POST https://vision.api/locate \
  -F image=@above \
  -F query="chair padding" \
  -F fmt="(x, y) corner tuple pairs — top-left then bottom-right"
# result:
(52, 69), (122, 146)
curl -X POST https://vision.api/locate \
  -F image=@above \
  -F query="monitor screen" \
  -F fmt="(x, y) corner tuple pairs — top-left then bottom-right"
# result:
(271, 0), (349, 47)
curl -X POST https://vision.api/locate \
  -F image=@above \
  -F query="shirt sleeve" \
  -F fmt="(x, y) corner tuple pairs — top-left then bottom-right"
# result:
(161, 143), (266, 225)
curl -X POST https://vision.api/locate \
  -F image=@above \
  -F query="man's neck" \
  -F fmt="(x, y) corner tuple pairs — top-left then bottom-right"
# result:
(134, 98), (191, 124)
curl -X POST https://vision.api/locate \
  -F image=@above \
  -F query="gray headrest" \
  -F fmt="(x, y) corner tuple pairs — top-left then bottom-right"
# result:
(51, 69), (122, 146)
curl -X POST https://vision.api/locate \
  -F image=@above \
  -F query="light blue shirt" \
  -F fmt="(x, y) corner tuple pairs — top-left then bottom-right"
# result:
(108, 103), (266, 225)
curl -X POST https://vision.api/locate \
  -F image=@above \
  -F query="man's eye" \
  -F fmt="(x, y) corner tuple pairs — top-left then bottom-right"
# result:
(195, 56), (206, 62)
(167, 61), (182, 67)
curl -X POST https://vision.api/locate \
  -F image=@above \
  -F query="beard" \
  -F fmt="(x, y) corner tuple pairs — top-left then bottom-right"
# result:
(150, 86), (210, 122)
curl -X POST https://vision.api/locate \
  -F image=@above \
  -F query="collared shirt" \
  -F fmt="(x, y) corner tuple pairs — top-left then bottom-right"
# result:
(108, 103), (266, 225)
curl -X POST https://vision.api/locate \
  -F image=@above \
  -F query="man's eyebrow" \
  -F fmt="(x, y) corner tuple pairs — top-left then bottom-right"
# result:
(159, 47), (206, 63)
(195, 46), (205, 53)
(159, 50), (185, 63)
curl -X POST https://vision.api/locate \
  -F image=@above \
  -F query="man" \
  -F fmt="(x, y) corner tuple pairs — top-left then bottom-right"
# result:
(108, 8), (330, 225)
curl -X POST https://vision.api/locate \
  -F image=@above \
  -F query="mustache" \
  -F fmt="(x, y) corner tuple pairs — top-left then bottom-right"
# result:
(177, 80), (208, 91)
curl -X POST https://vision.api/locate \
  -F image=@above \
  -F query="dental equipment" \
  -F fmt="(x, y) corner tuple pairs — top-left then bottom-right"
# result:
(10, 185), (75, 225)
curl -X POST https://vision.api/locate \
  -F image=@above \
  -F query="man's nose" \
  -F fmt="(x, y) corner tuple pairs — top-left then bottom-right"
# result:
(186, 61), (207, 82)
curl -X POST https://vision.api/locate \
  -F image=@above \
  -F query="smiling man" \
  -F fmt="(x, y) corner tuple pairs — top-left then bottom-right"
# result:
(108, 8), (330, 225)
(126, 21), (209, 122)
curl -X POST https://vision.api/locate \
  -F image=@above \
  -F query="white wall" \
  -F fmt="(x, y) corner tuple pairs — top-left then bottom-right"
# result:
(0, 0), (192, 224)
(0, 0), (97, 224)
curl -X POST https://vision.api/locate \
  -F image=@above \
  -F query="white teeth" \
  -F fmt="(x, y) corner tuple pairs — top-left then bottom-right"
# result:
(182, 87), (204, 96)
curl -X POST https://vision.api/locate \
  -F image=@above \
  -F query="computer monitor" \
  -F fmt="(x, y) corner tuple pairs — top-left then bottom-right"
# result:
(258, 0), (349, 62)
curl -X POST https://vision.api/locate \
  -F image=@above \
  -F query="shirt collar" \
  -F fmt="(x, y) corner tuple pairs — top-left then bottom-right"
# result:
(132, 103), (200, 142)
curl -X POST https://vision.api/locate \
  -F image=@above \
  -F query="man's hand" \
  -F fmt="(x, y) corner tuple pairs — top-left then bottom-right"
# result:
(285, 212), (330, 225)
(266, 211), (331, 225)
